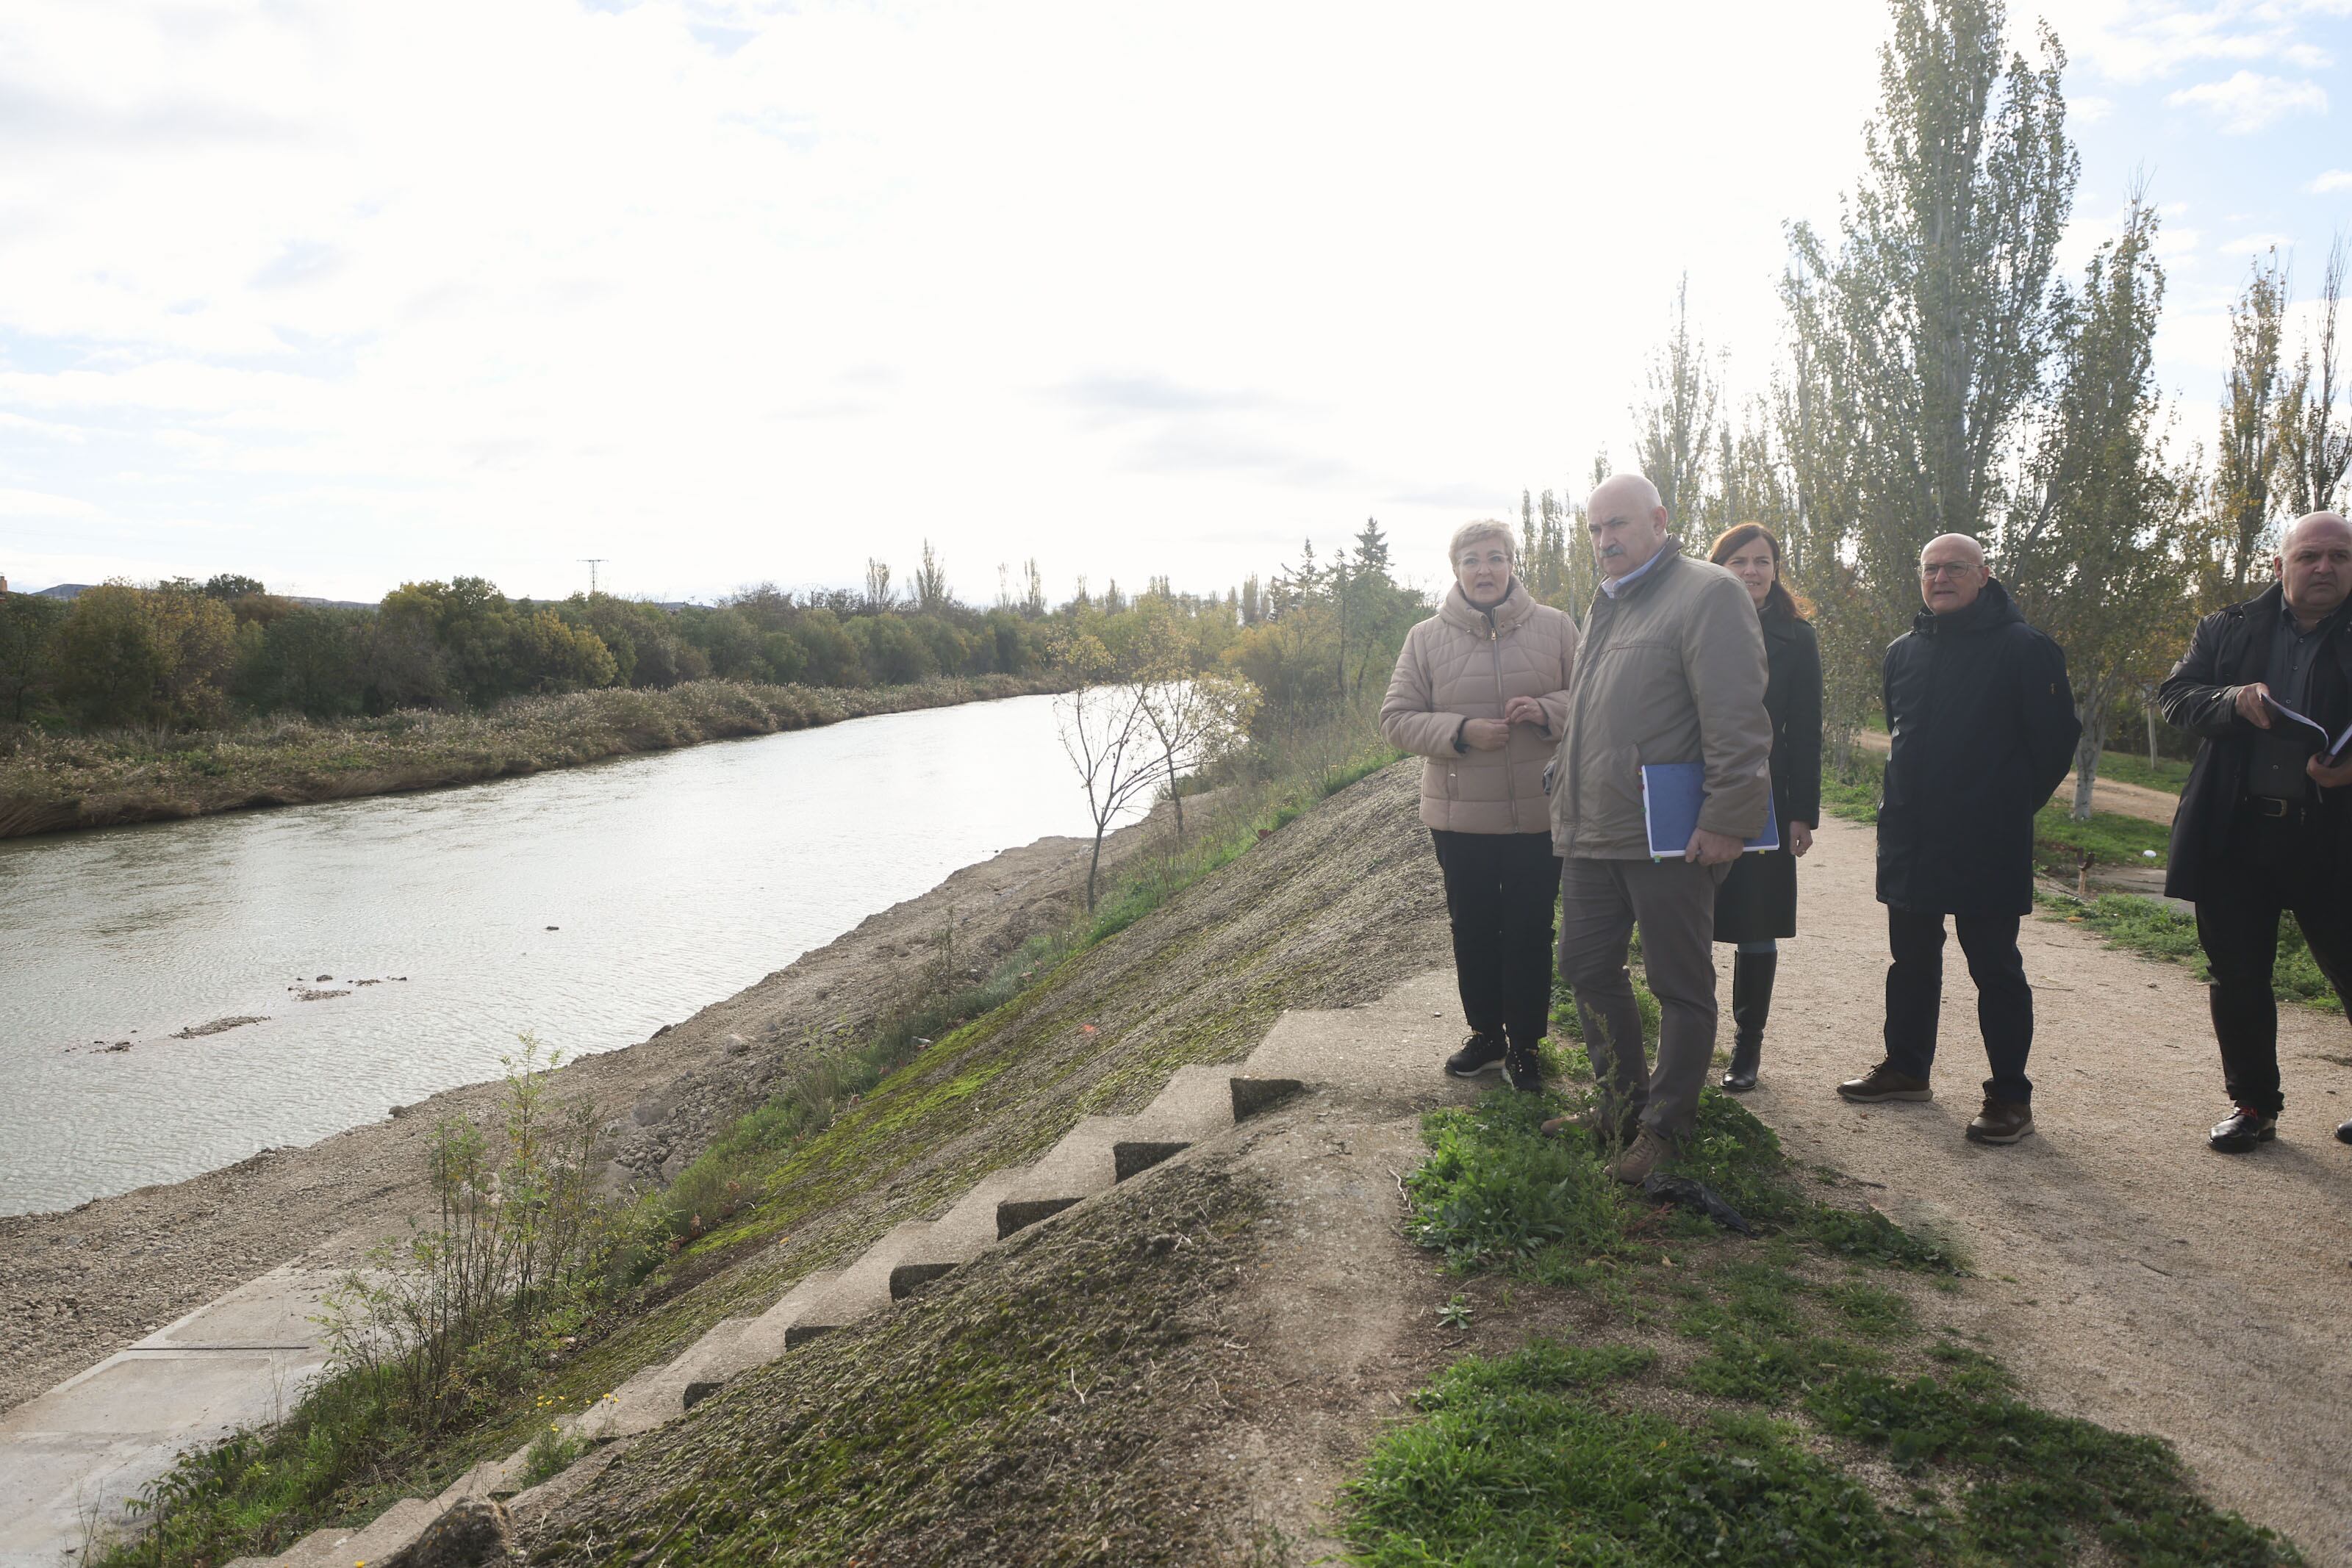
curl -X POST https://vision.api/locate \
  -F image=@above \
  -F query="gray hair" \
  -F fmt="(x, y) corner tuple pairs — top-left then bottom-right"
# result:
(1448, 519), (1516, 564)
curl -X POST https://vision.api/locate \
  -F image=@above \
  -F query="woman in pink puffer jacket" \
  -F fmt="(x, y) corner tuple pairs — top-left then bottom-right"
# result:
(1380, 519), (1580, 1090)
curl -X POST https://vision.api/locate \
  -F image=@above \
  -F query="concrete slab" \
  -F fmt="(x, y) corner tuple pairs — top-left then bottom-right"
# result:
(0, 1340), (327, 1568)
(1241, 970), (1484, 1115)
(275, 1496), (436, 1568)
(133, 1265), (340, 1351)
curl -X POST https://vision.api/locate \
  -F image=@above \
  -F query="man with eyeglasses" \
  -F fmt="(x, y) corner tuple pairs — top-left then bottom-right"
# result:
(2157, 510), (2352, 1156)
(1837, 534), (2079, 1146)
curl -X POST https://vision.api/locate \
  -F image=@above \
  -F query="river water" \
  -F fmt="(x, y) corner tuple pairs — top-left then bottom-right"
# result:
(0, 693), (1124, 1217)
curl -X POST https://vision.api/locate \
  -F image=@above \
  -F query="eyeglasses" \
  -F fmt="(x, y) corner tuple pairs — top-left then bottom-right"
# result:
(1919, 562), (1979, 580)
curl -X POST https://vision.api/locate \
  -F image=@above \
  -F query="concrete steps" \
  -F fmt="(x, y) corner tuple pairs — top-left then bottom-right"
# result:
(274, 1496), (438, 1567)
(887, 1170), (1024, 1298)
(783, 1221), (944, 1345)
(996, 1116), (1125, 1238)
(121, 1006), (1431, 1568)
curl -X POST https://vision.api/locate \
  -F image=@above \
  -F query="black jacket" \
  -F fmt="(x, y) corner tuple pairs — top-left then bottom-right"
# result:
(1715, 606), (1824, 942)
(1876, 579), (2080, 916)
(2156, 583), (2352, 903)
(1763, 607), (1824, 832)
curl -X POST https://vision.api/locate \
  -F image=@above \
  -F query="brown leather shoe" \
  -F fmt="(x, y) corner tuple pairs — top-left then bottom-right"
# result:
(1613, 1127), (1670, 1184)
(1836, 1062), (1933, 1102)
(1965, 1096), (2034, 1145)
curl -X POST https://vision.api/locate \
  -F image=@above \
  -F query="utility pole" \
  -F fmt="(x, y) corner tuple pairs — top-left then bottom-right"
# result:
(580, 558), (606, 597)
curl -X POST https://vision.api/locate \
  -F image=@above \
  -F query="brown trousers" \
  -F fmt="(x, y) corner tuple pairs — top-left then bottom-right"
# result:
(1557, 855), (1730, 1144)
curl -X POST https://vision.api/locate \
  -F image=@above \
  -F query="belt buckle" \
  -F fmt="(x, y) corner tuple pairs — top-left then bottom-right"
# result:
(2255, 796), (2290, 819)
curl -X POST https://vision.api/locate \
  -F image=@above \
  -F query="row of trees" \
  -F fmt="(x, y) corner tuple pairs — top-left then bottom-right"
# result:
(0, 550), (1263, 732)
(1513, 0), (2348, 819)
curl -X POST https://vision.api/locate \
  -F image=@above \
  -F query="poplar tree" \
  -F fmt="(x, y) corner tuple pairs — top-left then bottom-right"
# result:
(2278, 237), (2351, 519)
(2209, 252), (2291, 604)
(2001, 195), (2195, 819)
(1785, 0), (2077, 639)
(1632, 275), (1721, 528)
(912, 540), (950, 615)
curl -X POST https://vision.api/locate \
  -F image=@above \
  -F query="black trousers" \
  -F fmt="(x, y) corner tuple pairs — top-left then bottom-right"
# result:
(1882, 906), (2034, 1104)
(1430, 830), (1563, 1054)
(2193, 808), (2352, 1118)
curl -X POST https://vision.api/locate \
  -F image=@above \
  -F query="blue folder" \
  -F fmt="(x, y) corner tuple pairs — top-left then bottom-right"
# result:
(1640, 762), (1779, 860)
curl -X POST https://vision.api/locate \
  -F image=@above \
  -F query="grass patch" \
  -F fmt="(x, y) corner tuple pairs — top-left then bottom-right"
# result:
(1358, 1062), (2295, 1564)
(1820, 750), (2176, 882)
(2030, 797), (2171, 880)
(1404, 1090), (1962, 1280)
(2092, 749), (2191, 794)
(1807, 1356), (2298, 1564)
(2039, 888), (2345, 1011)
(1344, 1341), (1911, 1567)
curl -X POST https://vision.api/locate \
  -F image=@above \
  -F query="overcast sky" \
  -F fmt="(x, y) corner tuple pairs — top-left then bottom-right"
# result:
(3, 0), (2349, 605)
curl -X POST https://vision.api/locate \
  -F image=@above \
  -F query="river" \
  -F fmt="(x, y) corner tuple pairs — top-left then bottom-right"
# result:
(0, 693), (1126, 1217)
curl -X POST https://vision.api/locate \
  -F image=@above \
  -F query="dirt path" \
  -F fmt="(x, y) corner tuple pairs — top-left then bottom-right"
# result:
(1851, 727), (2181, 824)
(1739, 811), (2352, 1564)
(0, 810), (1183, 1416)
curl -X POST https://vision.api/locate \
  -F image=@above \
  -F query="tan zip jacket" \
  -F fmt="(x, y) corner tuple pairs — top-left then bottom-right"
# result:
(1548, 541), (1773, 859)
(1380, 582), (1578, 834)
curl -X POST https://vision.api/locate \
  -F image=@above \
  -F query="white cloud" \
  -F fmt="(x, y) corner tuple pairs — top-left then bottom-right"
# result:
(0, 0), (1906, 600)
(2166, 70), (2329, 133)
(2314, 170), (2352, 193)
(2043, 0), (2344, 84)
(2219, 231), (2295, 255)
(1, 0), (2342, 601)
(0, 486), (101, 517)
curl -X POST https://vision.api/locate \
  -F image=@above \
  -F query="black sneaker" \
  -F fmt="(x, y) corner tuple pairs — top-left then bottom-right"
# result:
(1503, 1045), (1543, 1093)
(1444, 1032), (1506, 1079)
(2209, 1106), (2277, 1154)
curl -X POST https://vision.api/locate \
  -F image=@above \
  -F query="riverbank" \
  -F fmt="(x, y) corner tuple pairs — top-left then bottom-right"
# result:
(48, 761), (2333, 1567)
(0, 673), (1067, 839)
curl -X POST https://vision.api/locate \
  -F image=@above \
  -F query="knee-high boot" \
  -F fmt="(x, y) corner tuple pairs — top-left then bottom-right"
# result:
(1722, 951), (1776, 1091)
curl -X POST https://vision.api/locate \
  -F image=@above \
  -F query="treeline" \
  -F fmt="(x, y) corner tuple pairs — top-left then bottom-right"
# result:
(0, 550), (1270, 732)
(1507, 0), (2349, 818)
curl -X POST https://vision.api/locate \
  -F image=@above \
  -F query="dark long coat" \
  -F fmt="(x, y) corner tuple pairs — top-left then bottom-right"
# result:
(1876, 579), (2080, 917)
(2157, 583), (2352, 903)
(1715, 605), (1822, 942)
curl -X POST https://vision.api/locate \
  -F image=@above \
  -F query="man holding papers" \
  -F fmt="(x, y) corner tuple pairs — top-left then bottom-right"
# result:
(1837, 534), (2079, 1146)
(2158, 510), (2352, 1156)
(1542, 473), (1771, 1184)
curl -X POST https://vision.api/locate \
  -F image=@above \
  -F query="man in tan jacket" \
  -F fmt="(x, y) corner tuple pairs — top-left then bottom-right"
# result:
(1547, 474), (1772, 1182)
(1381, 519), (1580, 1090)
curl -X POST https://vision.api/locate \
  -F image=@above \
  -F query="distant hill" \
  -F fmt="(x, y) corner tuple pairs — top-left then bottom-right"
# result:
(13, 583), (375, 611)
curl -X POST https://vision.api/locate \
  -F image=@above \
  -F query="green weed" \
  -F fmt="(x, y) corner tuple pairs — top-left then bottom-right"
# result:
(1344, 1341), (1908, 1567)
(1807, 1363), (2301, 1564)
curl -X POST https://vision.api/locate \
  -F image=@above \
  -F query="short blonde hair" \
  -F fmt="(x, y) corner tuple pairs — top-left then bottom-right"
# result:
(1448, 519), (1516, 564)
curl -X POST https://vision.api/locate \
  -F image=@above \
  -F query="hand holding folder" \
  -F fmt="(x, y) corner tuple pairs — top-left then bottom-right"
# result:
(2259, 692), (2352, 763)
(1640, 763), (1779, 861)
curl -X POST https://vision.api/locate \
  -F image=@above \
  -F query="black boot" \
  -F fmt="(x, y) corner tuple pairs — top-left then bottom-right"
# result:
(1721, 951), (1776, 1091)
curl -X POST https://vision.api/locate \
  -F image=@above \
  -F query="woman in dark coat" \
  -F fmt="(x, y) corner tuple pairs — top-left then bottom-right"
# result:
(1707, 524), (1822, 1091)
